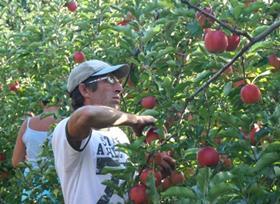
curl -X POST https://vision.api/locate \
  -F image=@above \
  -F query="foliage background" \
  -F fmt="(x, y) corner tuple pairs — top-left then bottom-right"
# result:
(0, 0), (279, 203)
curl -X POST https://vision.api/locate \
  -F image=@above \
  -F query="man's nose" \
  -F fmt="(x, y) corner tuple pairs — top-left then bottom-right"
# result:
(114, 82), (123, 93)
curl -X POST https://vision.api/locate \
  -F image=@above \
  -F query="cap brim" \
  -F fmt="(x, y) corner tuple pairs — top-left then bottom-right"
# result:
(91, 64), (130, 79)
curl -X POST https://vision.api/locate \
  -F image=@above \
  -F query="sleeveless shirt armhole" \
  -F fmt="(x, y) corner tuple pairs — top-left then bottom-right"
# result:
(65, 121), (92, 152)
(26, 117), (30, 128)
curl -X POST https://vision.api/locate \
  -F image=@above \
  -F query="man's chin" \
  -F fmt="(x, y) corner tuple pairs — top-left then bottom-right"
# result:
(109, 103), (120, 110)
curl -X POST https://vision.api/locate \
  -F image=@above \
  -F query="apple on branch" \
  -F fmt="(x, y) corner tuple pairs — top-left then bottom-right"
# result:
(233, 79), (246, 88)
(139, 168), (162, 186)
(219, 154), (233, 169)
(0, 171), (9, 181)
(145, 127), (160, 145)
(8, 81), (20, 92)
(226, 34), (240, 51)
(204, 29), (228, 53)
(140, 96), (157, 109)
(197, 146), (219, 167)
(161, 177), (172, 191)
(0, 153), (6, 161)
(240, 84), (261, 104)
(223, 65), (234, 76)
(195, 7), (214, 28)
(268, 54), (280, 69)
(129, 184), (148, 204)
(73, 51), (86, 63)
(66, 1), (78, 12)
(170, 171), (185, 185)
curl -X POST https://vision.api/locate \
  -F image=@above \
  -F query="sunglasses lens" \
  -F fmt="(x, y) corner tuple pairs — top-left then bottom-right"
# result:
(107, 76), (116, 84)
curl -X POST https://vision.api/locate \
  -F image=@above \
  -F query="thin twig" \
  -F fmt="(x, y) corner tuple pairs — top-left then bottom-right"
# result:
(181, 0), (252, 40)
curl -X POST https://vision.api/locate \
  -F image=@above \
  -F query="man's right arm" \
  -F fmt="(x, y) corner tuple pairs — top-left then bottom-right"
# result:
(67, 105), (156, 143)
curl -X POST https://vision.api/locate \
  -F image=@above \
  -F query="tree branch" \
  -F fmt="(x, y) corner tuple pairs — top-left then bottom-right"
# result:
(163, 19), (279, 143)
(185, 20), (280, 105)
(181, 0), (252, 40)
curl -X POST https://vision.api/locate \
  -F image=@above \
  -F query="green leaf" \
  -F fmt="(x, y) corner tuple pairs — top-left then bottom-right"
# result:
(253, 152), (280, 172)
(146, 174), (160, 204)
(140, 109), (160, 117)
(196, 168), (210, 193)
(250, 40), (273, 52)
(223, 82), (233, 96)
(210, 172), (234, 186)
(233, 5), (242, 19)
(142, 25), (162, 44)
(186, 22), (202, 36)
(232, 164), (254, 176)
(252, 25), (270, 37)
(161, 186), (196, 199)
(193, 70), (212, 84)
(208, 183), (238, 201)
(101, 166), (126, 175)
(263, 142), (280, 154)
(184, 148), (198, 158)
(159, 0), (174, 9)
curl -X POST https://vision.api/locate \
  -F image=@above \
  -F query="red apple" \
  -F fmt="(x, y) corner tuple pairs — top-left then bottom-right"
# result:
(148, 151), (173, 167)
(145, 127), (160, 145)
(195, 7), (214, 28)
(197, 146), (219, 167)
(161, 177), (172, 190)
(226, 34), (240, 51)
(0, 153), (6, 161)
(8, 81), (20, 92)
(223, 66), (234, 76)
(140, 96), (157, 109)
(240, 84), (261, 104)
(219, 154), (233, 169)
(268, 54), (280, 69)
(66, 1), (77, 12)
(233, 79), (246, 88)
(117, 19), (129, 26)
(170, 171), (185, 185)
(204, 29), (228, 53)
(153, 152), (168, 165)
(0, 171), (9, 180)
(140, 168), (162, 186)
(187, 114), (193, 121)
(129, 184), (148, 204)
(73, 51), (85, 63)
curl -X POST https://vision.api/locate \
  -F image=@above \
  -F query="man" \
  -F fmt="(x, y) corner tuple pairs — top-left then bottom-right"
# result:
(52, 60), (157, 204)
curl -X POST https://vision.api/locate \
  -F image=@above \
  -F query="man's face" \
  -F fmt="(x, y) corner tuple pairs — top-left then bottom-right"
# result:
(85, 75), (124, 109)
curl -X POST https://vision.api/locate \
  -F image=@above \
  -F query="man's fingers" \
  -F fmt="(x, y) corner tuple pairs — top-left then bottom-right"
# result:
(162, 156), (176, 170)
(159, 160), (173, 176)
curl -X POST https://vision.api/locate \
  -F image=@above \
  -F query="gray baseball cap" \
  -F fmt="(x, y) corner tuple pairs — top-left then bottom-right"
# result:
(67, 60), (130, 93)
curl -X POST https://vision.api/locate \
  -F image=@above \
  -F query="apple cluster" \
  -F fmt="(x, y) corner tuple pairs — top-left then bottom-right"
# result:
(129, 128), (185, 203)
(195, 6), (273, 106)
(196, 8), (240, 54)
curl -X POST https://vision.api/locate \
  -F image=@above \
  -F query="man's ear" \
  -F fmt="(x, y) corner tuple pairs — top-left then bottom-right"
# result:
(78, 83), (91, 98)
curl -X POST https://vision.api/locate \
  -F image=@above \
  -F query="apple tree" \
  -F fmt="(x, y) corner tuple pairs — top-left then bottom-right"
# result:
(0, 0), (279, 203)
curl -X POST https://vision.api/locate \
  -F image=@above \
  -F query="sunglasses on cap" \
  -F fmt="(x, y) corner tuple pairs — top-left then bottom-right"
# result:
(86, 75), (122, 85)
